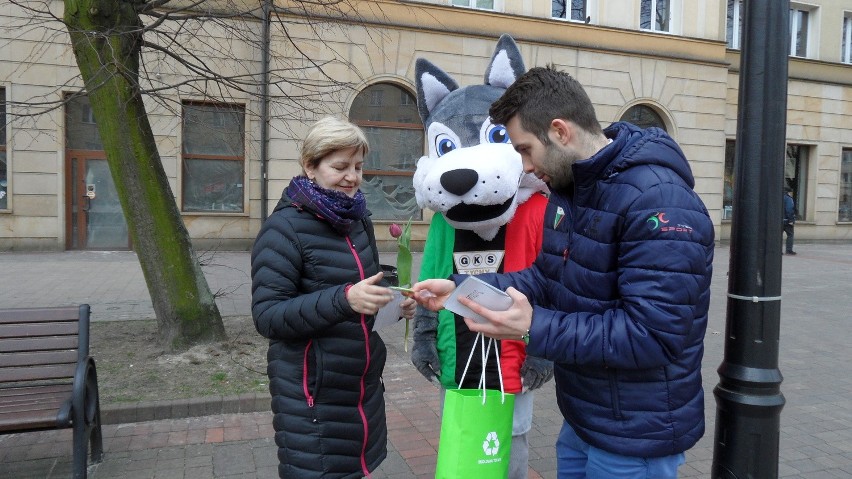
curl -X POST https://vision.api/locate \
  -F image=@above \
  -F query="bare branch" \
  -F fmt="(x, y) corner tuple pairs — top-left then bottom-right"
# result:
(5, 0), (403, 141)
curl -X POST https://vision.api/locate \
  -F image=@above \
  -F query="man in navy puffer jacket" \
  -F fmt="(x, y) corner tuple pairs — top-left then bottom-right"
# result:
(413, 65), (714, 478)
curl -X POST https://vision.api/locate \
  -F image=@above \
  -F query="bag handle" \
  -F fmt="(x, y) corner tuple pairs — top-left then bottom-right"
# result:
(458, 332), (507, 404)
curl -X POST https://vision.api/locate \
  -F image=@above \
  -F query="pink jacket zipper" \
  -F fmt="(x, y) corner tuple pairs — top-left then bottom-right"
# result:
(346, 235), (372, 478)
(302, 340), (315, 408)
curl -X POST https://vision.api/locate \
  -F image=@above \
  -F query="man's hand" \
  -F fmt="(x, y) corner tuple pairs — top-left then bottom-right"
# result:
(461, 287), (533, 340)
(346, 272), (393, 315)
(411, 279), (455, 312)
(400, 297), (417, 320)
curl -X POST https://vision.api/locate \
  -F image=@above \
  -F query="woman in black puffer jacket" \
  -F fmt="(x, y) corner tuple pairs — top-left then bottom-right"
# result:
(251, 116), (415, 478)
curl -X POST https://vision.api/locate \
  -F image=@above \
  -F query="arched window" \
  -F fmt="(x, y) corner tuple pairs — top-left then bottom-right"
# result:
(349, 83), (423, 221)
(620, 104), (667, 132)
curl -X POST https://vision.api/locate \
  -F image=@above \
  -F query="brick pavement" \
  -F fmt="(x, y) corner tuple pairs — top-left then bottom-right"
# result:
(1, 243), (852, 478)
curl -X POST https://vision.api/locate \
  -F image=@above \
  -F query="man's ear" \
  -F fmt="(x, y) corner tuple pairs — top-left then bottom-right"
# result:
(550, 118), (573, 146)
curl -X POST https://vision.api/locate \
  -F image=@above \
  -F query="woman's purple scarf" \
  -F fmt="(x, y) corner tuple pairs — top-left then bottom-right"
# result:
(286, 175), (367, 235)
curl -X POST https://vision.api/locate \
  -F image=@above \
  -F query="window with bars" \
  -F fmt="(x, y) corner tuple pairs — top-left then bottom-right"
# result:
(349, 83), (423, 222)
(181, 102), (245, 213)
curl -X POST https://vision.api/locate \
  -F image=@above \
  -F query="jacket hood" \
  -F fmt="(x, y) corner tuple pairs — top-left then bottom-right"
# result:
(574, 122), (695, 189)
(273, 189), (293, 213)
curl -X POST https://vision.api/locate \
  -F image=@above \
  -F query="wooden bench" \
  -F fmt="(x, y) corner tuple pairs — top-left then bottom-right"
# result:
(0, 305), (103, 479)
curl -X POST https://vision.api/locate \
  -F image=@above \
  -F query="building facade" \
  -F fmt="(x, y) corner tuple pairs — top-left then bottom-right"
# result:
(1, 0), (851, 251)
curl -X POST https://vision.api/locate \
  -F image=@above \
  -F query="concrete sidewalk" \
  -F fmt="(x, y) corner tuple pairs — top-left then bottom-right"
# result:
(1, 244), (852, 478)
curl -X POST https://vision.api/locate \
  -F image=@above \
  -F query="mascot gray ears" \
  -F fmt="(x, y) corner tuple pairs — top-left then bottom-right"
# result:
(416, 34), (525, 126)
(412, 34), (547, 241)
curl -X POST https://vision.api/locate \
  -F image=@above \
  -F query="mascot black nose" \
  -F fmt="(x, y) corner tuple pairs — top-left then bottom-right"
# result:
(440, 169), (479, 196)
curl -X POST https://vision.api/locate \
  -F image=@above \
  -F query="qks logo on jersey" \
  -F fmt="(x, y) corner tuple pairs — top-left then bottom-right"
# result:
(453, 250), (503, 275)
(647, 211), (694, 234)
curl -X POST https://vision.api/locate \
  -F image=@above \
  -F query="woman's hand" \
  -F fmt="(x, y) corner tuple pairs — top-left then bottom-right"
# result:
(400, 297), (416, 320)
(346, 272), (393, 315)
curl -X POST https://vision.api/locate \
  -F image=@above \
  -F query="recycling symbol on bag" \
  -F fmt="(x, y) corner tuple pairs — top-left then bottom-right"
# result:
(482, 431), (500, 456)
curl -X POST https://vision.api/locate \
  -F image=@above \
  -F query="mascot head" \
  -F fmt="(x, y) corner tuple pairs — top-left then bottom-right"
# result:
(413, 34), (547, 241)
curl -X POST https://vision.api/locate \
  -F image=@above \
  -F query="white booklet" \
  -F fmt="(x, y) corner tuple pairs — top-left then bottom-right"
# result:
(373, 290), (405, 331)
(444, 276), (513, 324)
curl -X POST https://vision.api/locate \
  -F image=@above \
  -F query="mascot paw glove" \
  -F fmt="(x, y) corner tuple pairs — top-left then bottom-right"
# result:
(520, 355), (554, 392)
(411, 306), (442, 387)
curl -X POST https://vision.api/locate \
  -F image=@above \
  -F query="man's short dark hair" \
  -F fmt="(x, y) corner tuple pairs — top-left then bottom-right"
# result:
(489, 65), (603, 145)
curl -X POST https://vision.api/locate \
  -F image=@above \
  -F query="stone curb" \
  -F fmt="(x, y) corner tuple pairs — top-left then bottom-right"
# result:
(100, 392), (269, 425)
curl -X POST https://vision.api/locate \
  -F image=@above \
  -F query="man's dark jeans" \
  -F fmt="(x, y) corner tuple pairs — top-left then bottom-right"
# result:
(784, 222), (795, 253)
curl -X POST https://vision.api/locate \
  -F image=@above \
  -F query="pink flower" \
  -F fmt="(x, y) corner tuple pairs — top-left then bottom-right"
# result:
(389, 223), (403, 239)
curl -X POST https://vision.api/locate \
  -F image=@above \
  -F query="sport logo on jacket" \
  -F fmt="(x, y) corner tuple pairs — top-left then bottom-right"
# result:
(646, 212), (670, 230)
(647, 211), (694, 234)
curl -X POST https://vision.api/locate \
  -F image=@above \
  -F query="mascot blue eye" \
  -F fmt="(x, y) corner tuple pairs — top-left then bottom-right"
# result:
(487, 125), (510, 144)
(435, 136), (457, 157)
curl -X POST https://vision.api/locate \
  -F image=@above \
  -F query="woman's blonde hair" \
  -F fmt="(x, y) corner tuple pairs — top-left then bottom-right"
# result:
(300, 116), (370, 172)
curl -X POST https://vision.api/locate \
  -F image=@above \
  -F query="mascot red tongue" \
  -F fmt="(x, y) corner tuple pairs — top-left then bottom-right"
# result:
(410, 34), (554, 479)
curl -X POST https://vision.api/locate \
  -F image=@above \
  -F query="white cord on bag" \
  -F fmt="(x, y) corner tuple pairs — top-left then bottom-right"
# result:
(494, 337), (506, 404)
(458, 332), (508, 405)
(458, 332), (478, 390)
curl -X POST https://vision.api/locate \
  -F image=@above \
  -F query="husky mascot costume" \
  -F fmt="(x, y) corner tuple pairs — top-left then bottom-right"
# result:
(411, 34), (554, 479)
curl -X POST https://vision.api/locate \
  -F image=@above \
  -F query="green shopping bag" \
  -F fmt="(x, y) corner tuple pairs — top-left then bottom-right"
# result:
(435, 334), (515, 478)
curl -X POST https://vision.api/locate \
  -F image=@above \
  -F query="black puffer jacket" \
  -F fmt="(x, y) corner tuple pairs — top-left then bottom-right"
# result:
(251, 193), (387, 479)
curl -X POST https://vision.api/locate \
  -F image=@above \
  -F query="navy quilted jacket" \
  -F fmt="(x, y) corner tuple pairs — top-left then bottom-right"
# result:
(479, 122), (715, 457)
(251, 191), (387, 478)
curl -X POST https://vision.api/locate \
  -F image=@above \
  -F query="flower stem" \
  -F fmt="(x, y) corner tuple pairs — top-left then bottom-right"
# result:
(404, 318), (410, 352)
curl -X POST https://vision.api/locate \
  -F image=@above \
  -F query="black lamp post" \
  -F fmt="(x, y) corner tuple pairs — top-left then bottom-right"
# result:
(712, 1), (789, 477)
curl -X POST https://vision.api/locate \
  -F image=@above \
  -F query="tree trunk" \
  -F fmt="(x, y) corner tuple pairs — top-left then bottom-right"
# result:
(64, 0), (226, 351)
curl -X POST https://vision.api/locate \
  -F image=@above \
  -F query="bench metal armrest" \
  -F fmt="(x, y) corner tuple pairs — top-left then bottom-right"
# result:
(71, 356), (100, 427)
